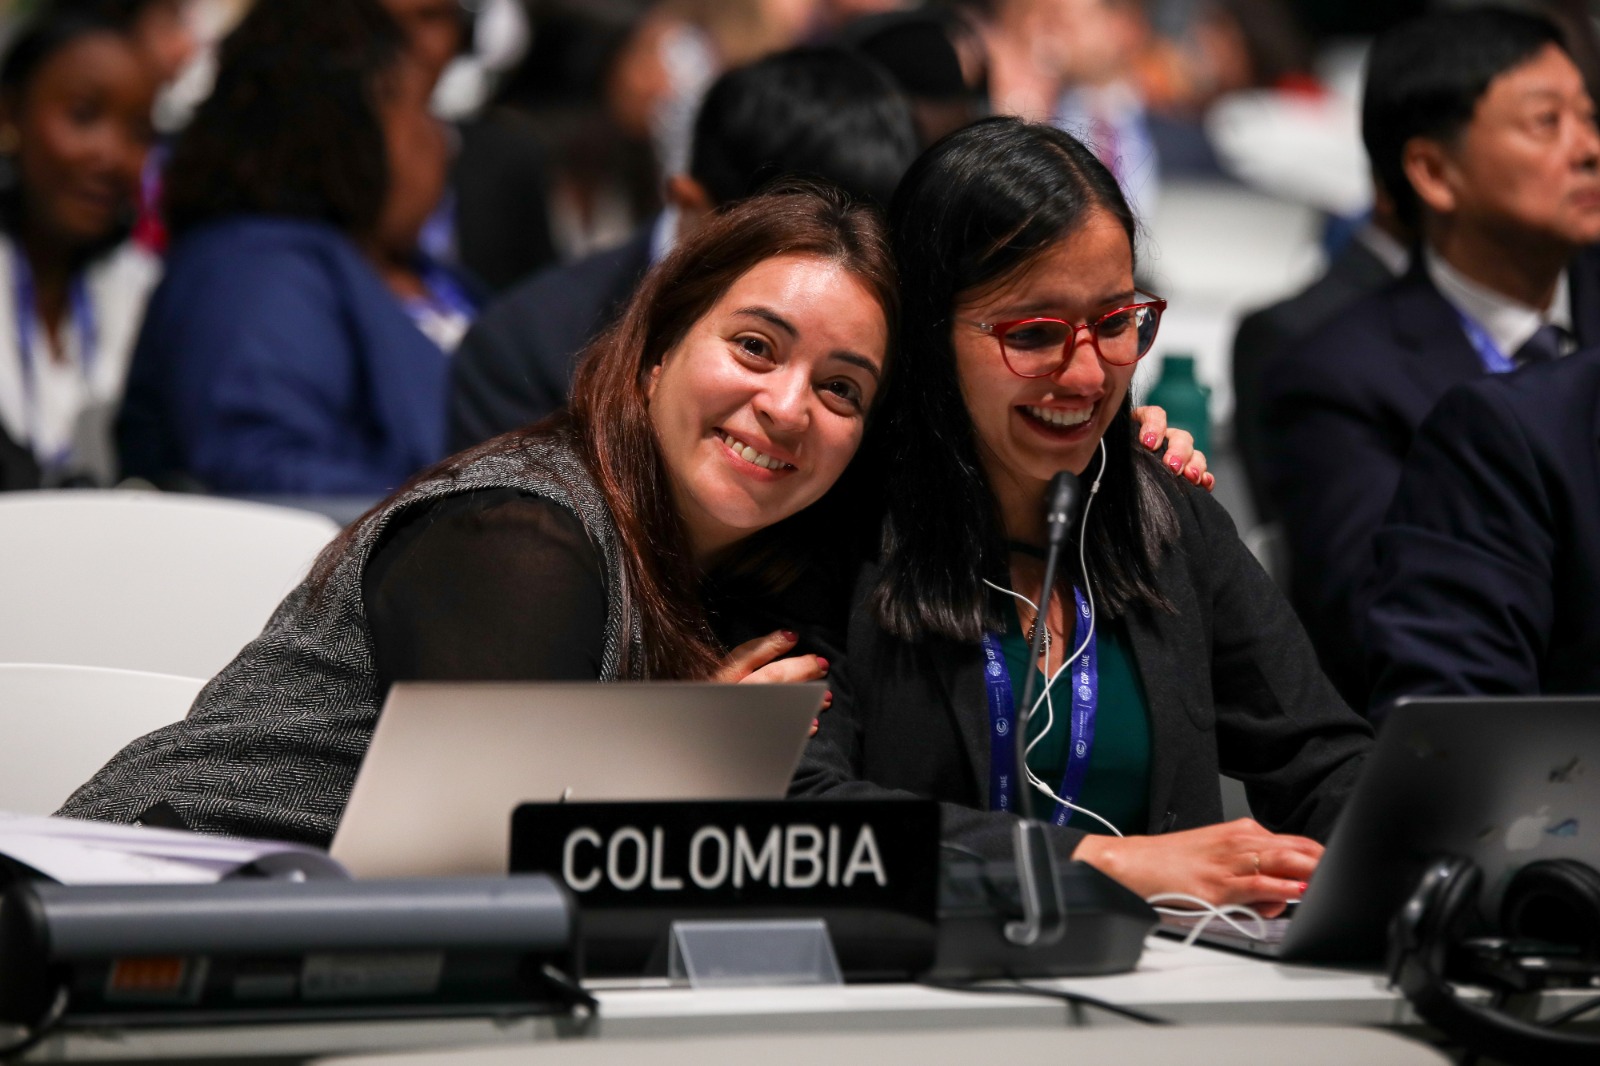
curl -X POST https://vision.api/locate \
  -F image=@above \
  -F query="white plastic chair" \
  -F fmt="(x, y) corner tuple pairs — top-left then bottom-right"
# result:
(0, 663), (204, 814)
(0, 491), (340, 678)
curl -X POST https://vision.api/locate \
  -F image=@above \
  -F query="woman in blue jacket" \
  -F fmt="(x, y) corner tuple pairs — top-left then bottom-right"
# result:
(117, 0), (475, 494)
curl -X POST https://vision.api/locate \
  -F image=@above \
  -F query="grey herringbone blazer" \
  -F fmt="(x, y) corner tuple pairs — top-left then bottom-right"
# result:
(57, 433), (643, 845)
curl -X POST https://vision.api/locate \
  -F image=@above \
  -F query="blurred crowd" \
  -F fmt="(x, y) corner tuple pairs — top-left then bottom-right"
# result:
(2, 0), (1600, 714)
(0, 0), (1434, 497)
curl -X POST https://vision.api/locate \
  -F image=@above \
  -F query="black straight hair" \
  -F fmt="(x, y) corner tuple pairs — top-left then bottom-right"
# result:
(873, 117), (1177, 643)
(161, 0), (406, 239)
(1363, 7), (1568, 230)
(688, 46), (920, 211)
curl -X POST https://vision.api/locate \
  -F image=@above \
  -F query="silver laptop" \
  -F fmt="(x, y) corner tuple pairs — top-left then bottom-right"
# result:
(330, 681), (824, 879)
(1163, 696), (1600, 962)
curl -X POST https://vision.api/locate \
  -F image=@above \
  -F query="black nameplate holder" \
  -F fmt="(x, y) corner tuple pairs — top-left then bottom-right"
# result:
(510, 799), (939, 981)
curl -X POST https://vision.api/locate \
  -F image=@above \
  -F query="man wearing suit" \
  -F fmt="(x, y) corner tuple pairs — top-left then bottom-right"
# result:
(1259, 8), (1600, 706)
(1365, 352), (1600, 714)
(1230, 197), (1409, 522)
(448, 47), (920, 450)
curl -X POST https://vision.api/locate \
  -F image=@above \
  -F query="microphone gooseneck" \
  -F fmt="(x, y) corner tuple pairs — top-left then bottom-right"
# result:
(1005, 469), (1083, 947)
(1016, 470), (1082, 731)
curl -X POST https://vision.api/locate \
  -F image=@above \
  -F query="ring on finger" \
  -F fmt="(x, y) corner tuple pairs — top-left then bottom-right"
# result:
(1252, 852), (1261, 875)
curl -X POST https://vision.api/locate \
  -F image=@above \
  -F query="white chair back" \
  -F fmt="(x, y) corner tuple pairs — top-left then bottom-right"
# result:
(0, 663), (204, 814)
(0, 491), (339, 678)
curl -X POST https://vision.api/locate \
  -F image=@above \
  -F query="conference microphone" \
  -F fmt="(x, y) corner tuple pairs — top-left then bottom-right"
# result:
(1043, 469), (1082, 550)
(1006, 469), (1083, 947)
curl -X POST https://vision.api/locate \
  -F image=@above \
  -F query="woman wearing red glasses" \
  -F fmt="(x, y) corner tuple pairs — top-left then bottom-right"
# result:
(794, 118), (1373, 915)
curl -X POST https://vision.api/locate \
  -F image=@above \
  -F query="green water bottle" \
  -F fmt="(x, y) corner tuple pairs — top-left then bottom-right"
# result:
(1143, 354), (1211, 457)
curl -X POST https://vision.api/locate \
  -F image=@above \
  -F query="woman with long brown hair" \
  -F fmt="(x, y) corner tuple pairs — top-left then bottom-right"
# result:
(59, 184), (895, 845)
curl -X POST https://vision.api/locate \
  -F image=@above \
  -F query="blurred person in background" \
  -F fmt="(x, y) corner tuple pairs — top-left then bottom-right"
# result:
(1231, 182), (1411, 526)
(381, 0), (469, 91)
(57, 0), (199, 86)
(116, 0), (477, 495)
(453, 0), (887, 293)
(609, 0), (824, 183)
(982, 0), (1065, 119)
(445, 0), (561, 293)
(840, 5), (990, 145)
(0, 7), (158, 489)
(1135, 0), (1317, 183)
(450, 45), (921, 448)
(462, 2), (653, 287)
(982, 0), (1159, 220)
(56, 0), (202, 256)
(1137, 0), (1316, 117)
(1364, 349), (1600, 711)
(1260, 7), (1600, 708)
(1051, 0), (1160, 221)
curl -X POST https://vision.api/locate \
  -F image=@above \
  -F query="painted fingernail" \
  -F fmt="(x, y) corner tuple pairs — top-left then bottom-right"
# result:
(1297, 882), (1309, 895)
(1142, 433), (1157, 447)
(812, 717), (820, 729)
(781, 630), (798, 643)
(816, 657), (830, 674)
(822, 691), (833, 706)
(1168, 456), (1182, 470)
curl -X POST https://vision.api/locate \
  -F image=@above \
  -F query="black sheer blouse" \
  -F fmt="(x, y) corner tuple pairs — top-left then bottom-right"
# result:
(363, 488), (849, 686)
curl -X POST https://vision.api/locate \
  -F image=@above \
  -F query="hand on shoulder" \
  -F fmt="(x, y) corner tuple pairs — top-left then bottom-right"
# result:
(1133, 405), (1215, 491)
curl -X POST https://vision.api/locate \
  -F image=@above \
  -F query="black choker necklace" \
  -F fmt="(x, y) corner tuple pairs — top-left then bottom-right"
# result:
(1006, 540), (1049, 561)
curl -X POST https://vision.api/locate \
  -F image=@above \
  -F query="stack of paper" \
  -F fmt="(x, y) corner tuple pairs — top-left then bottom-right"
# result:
(0, 813), (346, 884)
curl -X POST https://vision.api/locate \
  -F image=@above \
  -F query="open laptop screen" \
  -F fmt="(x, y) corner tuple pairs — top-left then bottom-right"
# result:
(330, 681), (824, 879)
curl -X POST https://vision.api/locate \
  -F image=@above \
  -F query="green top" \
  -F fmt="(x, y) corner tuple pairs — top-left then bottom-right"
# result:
(999, 609), (1152, 833)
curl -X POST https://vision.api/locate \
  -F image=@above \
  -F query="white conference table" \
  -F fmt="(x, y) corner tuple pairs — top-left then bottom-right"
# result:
(21, 938), (1597, 1063)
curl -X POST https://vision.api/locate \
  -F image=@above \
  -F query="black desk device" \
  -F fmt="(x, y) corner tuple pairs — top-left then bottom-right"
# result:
(0, 875), (584, 1028)
(932, 854), (1154, 979)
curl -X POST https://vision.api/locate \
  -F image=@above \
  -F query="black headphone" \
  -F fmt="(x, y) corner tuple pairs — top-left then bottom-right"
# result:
(1388, 854), (1600, 1065)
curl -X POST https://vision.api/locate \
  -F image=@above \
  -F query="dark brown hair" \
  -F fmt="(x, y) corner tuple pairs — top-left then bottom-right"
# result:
(315, 184), (896, 678)
(161, 0), (404, 239)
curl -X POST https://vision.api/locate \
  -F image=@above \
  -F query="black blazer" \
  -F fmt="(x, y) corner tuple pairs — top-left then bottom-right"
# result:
(791, 478), (1373, 860)
(1232, 239), (1396, 521)
(448, 225), (654, 450)
(1258, 250), (1600, 706)
(1366, 351), (1600, 712)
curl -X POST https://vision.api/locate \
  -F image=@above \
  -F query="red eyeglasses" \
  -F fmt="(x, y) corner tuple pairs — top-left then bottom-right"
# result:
(975, 295), (1167, 377)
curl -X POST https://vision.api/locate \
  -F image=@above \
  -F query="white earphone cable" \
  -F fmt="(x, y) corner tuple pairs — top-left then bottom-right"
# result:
(984, 441), (1118, 836)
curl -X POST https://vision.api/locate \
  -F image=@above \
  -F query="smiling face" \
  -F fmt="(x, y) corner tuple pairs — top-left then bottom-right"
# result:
(7, 32), (154, 250)
(951, 207), (1135, 532)
(1439, 43), (1600, 250)
(647, 253), (889, 564)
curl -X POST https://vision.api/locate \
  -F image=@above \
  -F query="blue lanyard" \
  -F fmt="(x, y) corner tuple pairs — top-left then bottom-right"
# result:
(403, 259), (477, 353)
(417, 259), (476, 319)
(12, 243), (97, 470)
(984, 586), (1098, 826)
(1454, 310), (1517, 375)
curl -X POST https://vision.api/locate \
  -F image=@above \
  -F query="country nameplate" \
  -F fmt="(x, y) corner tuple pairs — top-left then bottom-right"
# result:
(510, 799), (939, 978)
